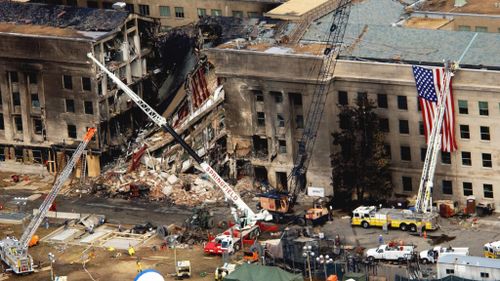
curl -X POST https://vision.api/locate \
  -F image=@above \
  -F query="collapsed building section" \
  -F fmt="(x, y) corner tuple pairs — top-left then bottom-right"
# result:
(0, 2), (159, 176)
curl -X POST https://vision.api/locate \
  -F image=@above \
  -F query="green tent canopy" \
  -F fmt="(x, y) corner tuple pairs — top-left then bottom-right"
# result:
(224, 263), (303, 281)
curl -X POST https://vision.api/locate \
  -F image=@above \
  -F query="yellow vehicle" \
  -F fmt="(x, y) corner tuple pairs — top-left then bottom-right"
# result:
(351, 206), (438, 231)
(484, 241), (500, 259)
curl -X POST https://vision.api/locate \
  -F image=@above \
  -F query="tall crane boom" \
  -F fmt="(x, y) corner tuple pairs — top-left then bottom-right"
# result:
(415, 62), (454, 213)
(0, 128), (96, 274)
(289, 0), (352, 201)
(87, 53), (271, 226)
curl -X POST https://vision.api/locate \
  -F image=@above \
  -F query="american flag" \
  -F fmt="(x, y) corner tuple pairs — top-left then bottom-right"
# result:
(412, 65), (457, 152)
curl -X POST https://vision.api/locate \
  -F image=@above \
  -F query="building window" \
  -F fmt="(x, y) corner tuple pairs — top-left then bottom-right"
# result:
(211, 9), (222, 16)
(480, 126), (490, 141)
(457, 25), (470, 31)
(0, 113), (4, 130)
(65, 99), (75, 113)
(379, 118), (389, 132)
(296, 115), (304, 129)
(160, 6), (171, 17)
(291, 93), (302, 105)
(257, 112), (265, 127)
(483, 184), (493, 199)
(12, 92), (21, 106)
(482, 153), (492, 168)
(441, 151), (451, 165)
(338, 91), (348, 105)
(377, 94), (387, 108)
(421, 147), (427, 162)
(8, 71), (18, 83)
(479, 101), (489, 116)
(419, 121), (424, 135)
(463, 182), (473, 196)
(63, 75), (72, 90)
(276, 114), (285, 127)
(475, 26), (488, 32)
(462, 151), (471, 166)
(82, 77), (91, 91)
(138, 4), (149, 15)
(442, 180), (453, 195)
(252, 90), (264, 102)
(458, 100), (468, 114)
(125, 3), (134, 12)
(33, 118), (43, 135)
(357, 92), (367, 103)
(67, 124), (77, 138)
(460, 124), (470, 139)
(84, 101), (94, 115)
(232, 10), (243, 18)
(445, 269), (455, 274)
(27, 73), (37, 84)
(248, 12), (260, 18)
(400, 146), (411, 161)
(397, 95), (407, 110)
(272, 91), (283, 103)
(278, 140), (287, 154)
(197, 8), (206, 16)
(175, 7), (185, 18)
(14, 116), (22, 132)
(31, 94), (40, 108)
(399, 120), (409, 134)
(402, 176), (412, 191)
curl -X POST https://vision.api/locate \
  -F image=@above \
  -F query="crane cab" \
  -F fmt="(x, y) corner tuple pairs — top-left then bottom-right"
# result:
(258, 192), (291, 214)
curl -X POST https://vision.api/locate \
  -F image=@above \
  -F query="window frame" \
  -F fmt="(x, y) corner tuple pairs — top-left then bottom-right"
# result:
(483, 184), (493, 199)
(65, 99), (75, 113)
(463, 182), (473, 196)
(402, 176), (412, 192)
(482, 153), (492, 168)
(400, 146), (411, 161)
(67, 124), (77, 139)
(62, 75), (72, 90)
(379, 118), (389, 133)
(377, 93), (388, 108)
(458, 100), (468, 114)
(174, 7), (185, 18)
(479, 101), (489, 116)
(397, 95), (408, 110)
(459, 124), (470, 139)
(278, 139), (287, 154)
(160, 6), (171, 17)
(82, 77), (92, 91)
(480, 126), (490, 141)
(84, 101), (94, 115)
(256, 112), (265, 127)
(442, 180), (453, 195)
(338, 91), (348, 105)
(441, 151), (451, 165)
(138, 4), (150, 16)
(399, 119), (409, 134)
(461, 151), (472, 166)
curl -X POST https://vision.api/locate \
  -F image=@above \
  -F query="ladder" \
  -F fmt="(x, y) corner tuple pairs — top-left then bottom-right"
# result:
(19, 128), (96, 248)
(80, 150), (88, 184)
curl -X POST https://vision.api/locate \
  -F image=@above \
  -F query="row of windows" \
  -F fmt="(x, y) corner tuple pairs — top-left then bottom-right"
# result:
(339, 91), (497, 117)
(3, 114), (44, 135)
(63, 75), (92, 91)
(137, 4), (259, 19)
(402, 176), (494, 198)
(65, 99), (94, 115)
(386, 144), (493, 168)
(457, 25), (499, 33)
(256, 112), (304, 129)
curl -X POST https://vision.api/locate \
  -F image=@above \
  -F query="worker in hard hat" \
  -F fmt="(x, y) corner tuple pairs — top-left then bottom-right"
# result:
(128, 245), (135, 256)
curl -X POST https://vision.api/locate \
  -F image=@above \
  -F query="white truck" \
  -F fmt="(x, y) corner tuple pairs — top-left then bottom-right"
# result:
(419, 246), (469, 264)
(366, 244), (415, 262)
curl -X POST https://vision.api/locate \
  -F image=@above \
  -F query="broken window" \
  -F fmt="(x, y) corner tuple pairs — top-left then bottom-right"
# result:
(377, 93), (387, 108)
(232, 10), (243, 18)
(252, 136), (268, 157)
(441, 151), (451, 165)
(8, 71), (18, 83)
(67, 124), (77, 139)
(400, 146), (411, 161)
(160, 6), (170, 17)
(211, 9), (222, 16)
(296, 115), (304, 129)
(0, 113), (3, 130)
(63, 75), (72, 90)
(277, 114), (285, 128)
(357, 92), (367, 103)
(65, 99), (75, 113)
(338, 91), (348, 105)
(139, 4), (149, 15)
(27, 73), (37, 84)
(31, 94), (40, 109)
(175, 7), (185, 18)
(278, 140), (287, 154)
(257, 112), (265, 127)
(198, 8), (207, 16)
(252, 90), (263, 102)
(276, 172), (288, 190)
(290, 92), (302, 106)
(84, 101), (94, 115)
(12, 92), (20, 106)
(271, 91), (283, 103)
(33, 118), (42, 135)
(82, 77), (91, 91)
(14, 116), (22, 132)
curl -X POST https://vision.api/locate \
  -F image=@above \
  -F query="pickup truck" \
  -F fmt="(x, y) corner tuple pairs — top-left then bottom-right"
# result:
(419, 246), (469, 263)
(366, 244), (415, 262)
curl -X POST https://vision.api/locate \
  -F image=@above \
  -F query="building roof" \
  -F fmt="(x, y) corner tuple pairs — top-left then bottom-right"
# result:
(0, 2), (128, 39)
(265, 0), (330, 20)
(439, 255), (500, 269)
(419, 0), (500, 15)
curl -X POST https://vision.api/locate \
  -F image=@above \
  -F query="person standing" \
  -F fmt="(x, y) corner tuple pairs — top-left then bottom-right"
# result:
(378, 234), (384, 245)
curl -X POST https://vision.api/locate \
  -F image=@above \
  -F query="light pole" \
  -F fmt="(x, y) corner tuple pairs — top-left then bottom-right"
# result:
(316, 254), (334, 280)
(302, 245), (315, 281)
(48, 252), (55, 281)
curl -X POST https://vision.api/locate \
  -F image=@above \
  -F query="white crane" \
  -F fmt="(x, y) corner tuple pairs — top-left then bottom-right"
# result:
(86, 53), (271, 226)
(0, 128), (96, 274)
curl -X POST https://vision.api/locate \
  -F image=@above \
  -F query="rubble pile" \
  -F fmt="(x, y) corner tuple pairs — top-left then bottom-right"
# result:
(94, 166), (225, 207)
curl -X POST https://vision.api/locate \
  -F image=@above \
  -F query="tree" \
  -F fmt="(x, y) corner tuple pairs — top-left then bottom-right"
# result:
(331, 96), (392, 203)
